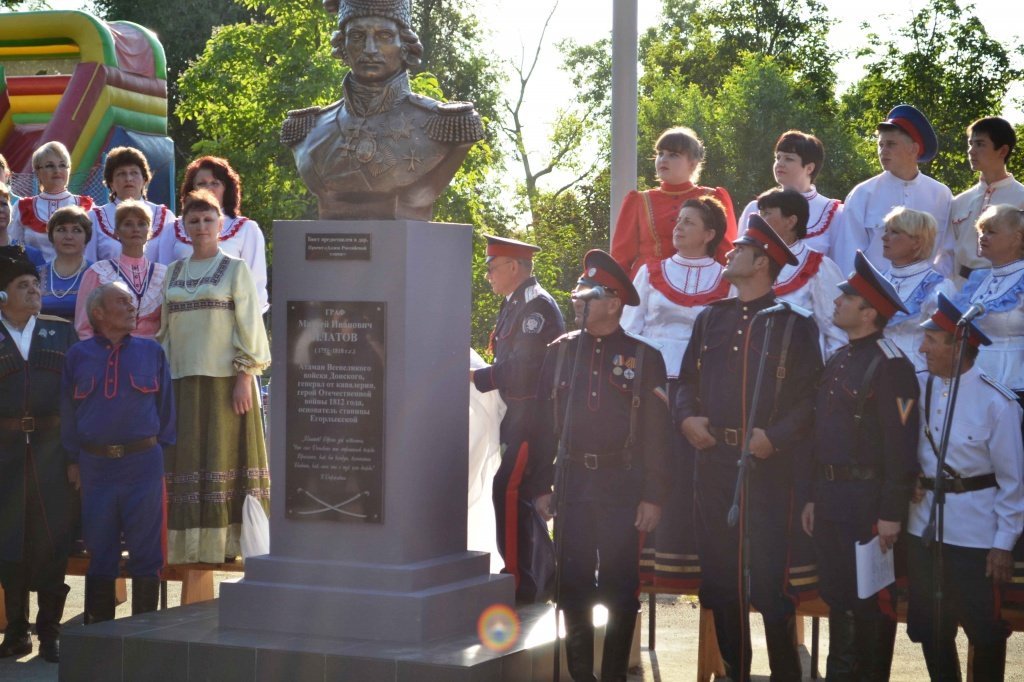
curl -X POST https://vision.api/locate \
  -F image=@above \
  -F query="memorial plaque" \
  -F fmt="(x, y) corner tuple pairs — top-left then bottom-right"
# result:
(305, 233), (372, 260)
(285, 301), (386, 522)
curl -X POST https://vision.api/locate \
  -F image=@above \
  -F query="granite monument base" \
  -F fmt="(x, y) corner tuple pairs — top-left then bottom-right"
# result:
(60, 600), (560, 682)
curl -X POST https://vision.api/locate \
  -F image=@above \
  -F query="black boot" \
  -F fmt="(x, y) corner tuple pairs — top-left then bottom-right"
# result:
(599, 609), (637, 682)
(712, 603), (748, 681)
(85, 577), (117, 624)
(763, 614), (802, 682)
(920, 638), (961, 682)
(969, 636), (1005, 682)
(857, 615), (897, 682)
(562, 609), (597, 682)
(825, 609), (858, 682)
(36, 583), (70, 663)
(131, 577), (161, 615)
(0, 582), (31, 658)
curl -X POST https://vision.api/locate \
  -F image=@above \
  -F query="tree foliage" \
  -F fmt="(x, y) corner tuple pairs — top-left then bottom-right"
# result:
(840, 0), (1024, 193)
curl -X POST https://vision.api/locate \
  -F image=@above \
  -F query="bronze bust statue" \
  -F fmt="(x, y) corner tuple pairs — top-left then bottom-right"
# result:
(281, 0), (484, 221)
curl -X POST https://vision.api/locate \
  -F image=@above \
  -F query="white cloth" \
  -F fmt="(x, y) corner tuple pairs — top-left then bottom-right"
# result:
(964, 260), (1024, 390)
(0, 314), (36, 360)
(833, 171), (953, 277)
(907, 366), (1024, 551)
(151, 215), (269, 312)
(86, 199), (176, 263)
(8, 192), (87, 262)
(882, 260), (956, 371)
(950, 175), (1024, 286)
(739, 186), (843, 259)
(774, 241), (847, 359)
(620, 254), (733, 378)
(467, 349), (505, 573)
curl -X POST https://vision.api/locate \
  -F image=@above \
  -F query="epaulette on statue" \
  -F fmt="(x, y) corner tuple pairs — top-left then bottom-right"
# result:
(410, 96), (484, 144)
(280, 106), (325, 147)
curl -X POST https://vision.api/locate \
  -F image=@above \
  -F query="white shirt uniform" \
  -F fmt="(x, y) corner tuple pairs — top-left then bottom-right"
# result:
(950, 175), (1024, 286)
(8, 192), (93, 263)
(958, 259), (1024, 390)
(739, 186), (843, 260)
(907, 366), (1024, 551)
(150, 214), (268, 312)
(773, 240), (847, 359)
(883, 261), (956, 371)
(833, 171), (954, 277)
(86, 199), (176, 262)
(620, 254), (733, 378)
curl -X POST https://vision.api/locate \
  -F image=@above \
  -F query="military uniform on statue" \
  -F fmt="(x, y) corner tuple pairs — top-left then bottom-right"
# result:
(535, 250), (670, 682)
(472, 235), (564, 604)
(0, 245), (78, 663)
(798, 251), (920, 681)
(674, 216), (822, 681)
(906, 294), (1024, 681)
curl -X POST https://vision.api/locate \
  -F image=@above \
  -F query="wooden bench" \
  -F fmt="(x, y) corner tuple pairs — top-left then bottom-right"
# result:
(0, 555), (245, 629)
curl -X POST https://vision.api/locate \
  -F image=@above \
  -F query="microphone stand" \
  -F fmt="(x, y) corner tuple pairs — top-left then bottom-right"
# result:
(551, 300), (591, 682)
(922, 324), (971, 660)
(726, 311), (776, 682)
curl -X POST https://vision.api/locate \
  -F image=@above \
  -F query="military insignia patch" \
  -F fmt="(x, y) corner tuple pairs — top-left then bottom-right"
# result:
(588, 267), (597, 277)
(522, 313), (545, 334)
(896, 397), (915, 426)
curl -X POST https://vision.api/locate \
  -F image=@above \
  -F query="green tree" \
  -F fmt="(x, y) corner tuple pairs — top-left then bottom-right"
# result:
(840, 0), (1024, 193)
(92, 0), (257, 164)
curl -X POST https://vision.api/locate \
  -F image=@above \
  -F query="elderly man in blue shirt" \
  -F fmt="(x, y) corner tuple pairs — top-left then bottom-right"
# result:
(61, 281), (174, 623)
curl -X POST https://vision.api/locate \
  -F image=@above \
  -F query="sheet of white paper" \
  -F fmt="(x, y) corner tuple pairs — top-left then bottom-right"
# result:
(855, 535), (895, 599)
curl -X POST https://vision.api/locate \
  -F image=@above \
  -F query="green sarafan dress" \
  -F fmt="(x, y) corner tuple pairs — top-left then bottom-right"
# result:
(159, 251), (270, 564)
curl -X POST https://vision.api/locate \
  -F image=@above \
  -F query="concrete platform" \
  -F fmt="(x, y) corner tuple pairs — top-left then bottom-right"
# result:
(59, 599), (560, 682)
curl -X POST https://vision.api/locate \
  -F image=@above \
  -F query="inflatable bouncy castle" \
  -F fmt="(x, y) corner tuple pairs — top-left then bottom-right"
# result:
(0, 11), (173, 206)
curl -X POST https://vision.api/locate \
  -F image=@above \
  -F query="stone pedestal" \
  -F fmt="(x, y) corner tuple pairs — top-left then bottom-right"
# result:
(219, 220), (513, 642)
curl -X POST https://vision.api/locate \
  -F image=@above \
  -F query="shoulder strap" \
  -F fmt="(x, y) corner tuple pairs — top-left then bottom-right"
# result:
(550, 340), (570, 436)
(769, 313), (799, 421)
(639, 191), (661, 259)
(852, 353), (886, 454)
(623, 344), (646, 456)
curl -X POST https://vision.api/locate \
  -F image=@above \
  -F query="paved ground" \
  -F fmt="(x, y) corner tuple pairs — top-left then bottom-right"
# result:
(2, 576), (1023, 680)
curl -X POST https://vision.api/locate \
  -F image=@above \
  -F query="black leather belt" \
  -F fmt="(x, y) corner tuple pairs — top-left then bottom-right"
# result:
(920, 473), (996, 494)
(819, 463), (878, 481)
(569, 451), (630, 470)
(0, 415), (59, 433)
(82, 436), (158, 459)
(708, 426), (742, 447)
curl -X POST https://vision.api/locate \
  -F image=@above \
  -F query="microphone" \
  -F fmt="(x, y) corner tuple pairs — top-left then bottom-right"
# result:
(958, 302), (985, 326)
(0, 291), (6, 304)
(571, 285), (607, 302)
(755, 301), (790, 316)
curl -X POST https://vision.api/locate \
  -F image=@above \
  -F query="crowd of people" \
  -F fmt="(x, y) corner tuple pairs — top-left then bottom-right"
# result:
(0, 142), (270, 663)
(474, 107), (1024, 682)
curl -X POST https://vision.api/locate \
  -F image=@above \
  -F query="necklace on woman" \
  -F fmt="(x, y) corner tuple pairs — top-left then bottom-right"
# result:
(182, 254), (220, 294)
(48, 260), (86, 299)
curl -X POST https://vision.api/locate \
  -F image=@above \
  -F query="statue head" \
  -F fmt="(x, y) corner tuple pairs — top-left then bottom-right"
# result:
(327, 0), (423, 80)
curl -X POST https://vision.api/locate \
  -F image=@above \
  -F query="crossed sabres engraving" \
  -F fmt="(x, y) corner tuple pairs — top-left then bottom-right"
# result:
(295, 488), (371, 518)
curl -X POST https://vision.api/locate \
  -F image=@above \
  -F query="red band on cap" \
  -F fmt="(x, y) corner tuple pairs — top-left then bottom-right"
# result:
(930, 309), (958, 336)
(849, 273), (898, 318)
(487, 243), (535, 260)
(888, 118), (925, 156)
(761, 239), (790, 267)
(580, 268), (621, 293)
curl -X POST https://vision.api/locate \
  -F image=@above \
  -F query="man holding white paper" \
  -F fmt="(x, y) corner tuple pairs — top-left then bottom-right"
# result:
(799, 251), (920, 681)
(906, 294), (1024, 681)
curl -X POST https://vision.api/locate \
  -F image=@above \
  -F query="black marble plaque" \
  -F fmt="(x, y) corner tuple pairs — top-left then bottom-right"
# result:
(285, 301), (386, 522)
(305, 233), (372, 260)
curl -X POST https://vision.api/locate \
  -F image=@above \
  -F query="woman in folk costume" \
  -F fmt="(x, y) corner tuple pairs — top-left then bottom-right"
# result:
(738, 130), (843, 260)
(611, 127), (736, 278)
(8, 142), (93, 262)
(159, 189), (270, 564)
(150, 156), (269, 312)
(75, 199), (167, 340)
(621, 194), (733, 593)
(880, 207), (955, 371)
(88, 146), (175, 263)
